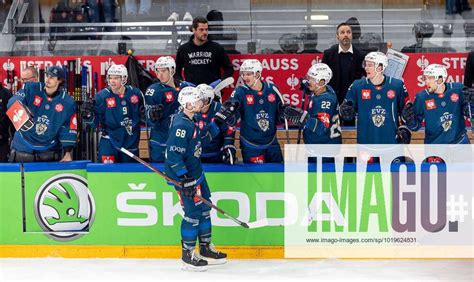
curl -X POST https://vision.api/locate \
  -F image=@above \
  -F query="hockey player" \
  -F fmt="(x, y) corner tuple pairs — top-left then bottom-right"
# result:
(402, 64), (469, 144)
(229, 59), (287, 163)
(165, 86), (235, 271)
(7, 66), (77, 162)
(195, 84), (236, 164)
(302, 63), (342, 145)
(144, 56), (181, 162)
(339, 51), (412, 144)
(84, 64), (144, 163)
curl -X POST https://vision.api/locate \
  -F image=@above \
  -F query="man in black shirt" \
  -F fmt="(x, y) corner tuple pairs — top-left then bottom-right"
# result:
(174, 16), (233, 85)
(0, 83), (12, 162)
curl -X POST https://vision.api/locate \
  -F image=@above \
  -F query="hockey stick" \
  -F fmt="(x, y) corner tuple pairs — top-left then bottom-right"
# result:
(213, 77), (234, 101)
(119, 147), (268, 229)
(297, 82), (310, 144)
(272, 85), (291, 144)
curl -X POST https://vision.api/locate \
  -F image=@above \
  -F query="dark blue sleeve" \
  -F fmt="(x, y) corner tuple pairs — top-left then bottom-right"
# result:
(59, 103), (78, 149)
(410, 93), (423, 131)
(344, 82), (358, 110)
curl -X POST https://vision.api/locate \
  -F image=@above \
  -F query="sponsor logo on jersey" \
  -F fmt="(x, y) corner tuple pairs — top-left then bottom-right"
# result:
(317, 112), (330, 128)
(227, 126), (235, 135)
(450, 93), (459, 102)
(257, 91), (263, 96)
(256, 110), (270, 132)
(202, 113), (207, 119)
(33, 173), (94, 241)
(106, 97), (116, 108)
(249, 155), (265, 163)
(130, 95), (139, 104)
(55, 103), (63, 112)
(102, 156), (115, 163)
(362, 89), (371, 100)
(375, 86), (383, 91)
(33, 96), (42, 106)
(440, 112), (453, 131)
(165, 91), (174, 102)
(425, 99), (436, 110)
(246, 95), (254, 105)
(70, 113), (77, 130)
(387, 90), (395, 99)
(371, 105), (386, 127)
(169, 145), (186, 153)
(47, 97), (52, 102)
(268, 93), (276, 103)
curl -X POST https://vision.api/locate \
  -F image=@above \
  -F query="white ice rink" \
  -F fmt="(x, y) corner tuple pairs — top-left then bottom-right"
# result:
(1, 258), (473, 282)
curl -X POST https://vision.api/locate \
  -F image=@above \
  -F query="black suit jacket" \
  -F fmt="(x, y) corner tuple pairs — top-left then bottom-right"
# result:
(322, 44), (366, 104)
(464, 51), (474, 88)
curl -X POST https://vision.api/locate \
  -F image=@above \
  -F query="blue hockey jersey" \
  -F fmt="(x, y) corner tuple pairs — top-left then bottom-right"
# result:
(230, 81), (283, 146)
(8, 82), (77, 153)
(144, 81), (180, 148)
(410, 82), (467, 144)
(344, 76), (409, 144)
(93, 85), (143, 148)
(195, 100), (235, 158)
(303, 85), (342, 144)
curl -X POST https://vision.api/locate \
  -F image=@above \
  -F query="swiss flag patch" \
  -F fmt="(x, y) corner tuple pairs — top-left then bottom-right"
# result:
(131, 95), (139, 104)
(387, 90), (395, 99)
(70, 113), (78, 130)
(101, 156), (115, 164)
(268, 93), (276, 103)
(106, 97), (116, 108)
(362, 89), (371, 100)
(451, 93), (459, 102)
(246, 95), (254, 105)
(425, 99), (436, 110)
(165, 91), (174, 103)
(55, 103), (64, 112)
(317, 112), (331, 128)
(202, 113), (207, 119)
(33, 96), (42, 106)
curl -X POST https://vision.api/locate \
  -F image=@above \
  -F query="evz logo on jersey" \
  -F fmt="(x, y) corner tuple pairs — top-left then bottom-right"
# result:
(35, 115), (50, 135)
(450, 93), (459, 102)
(194, 141), (202, 158)
(362, 89), (371, 100)
(55, 103), (63, 112)
(387, 90), (395, 99)
(371, 106), (386, 127)
(246, 95), (254, 105)
(120, 117), (133, 135)
(256, 110), (270, 132)
(106, 97), (116, 108)
(130, 95), (139, 104)
(165, 91), (174, 102)
(33, 96), (42, 106)
(268, 93), (276, 103)
(440, 112), (453, 131)
(425, 99), (436, 110)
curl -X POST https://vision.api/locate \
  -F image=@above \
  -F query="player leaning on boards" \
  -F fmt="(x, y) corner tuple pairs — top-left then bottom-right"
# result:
(195, 83), (237, 164)
(144, 56), (183, 163)
(164, 86), (239, 271)
(7, 66), (77, 162)
(402, 64), (471, 144)
(339, 51), (412, 145)
(82, 64), (144, 163)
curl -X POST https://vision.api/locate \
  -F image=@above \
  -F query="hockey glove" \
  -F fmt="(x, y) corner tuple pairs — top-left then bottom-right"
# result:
(180, 175), (197, 198)
(147, 104), (164, 122)
(214, 100), (240, 126)
(81, 100), (95, 121)
(463, 86), (474, 103)
(339, 101), (356, 121)
(222, 144), (237, 165)
(396, 125), (412, 144)
(282, 106), (308, 127)
(299, 78), (310, 91)
(401, 102), (416, 128)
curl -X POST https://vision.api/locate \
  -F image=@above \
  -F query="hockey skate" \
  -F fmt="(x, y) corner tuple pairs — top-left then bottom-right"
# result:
(197, 242), (227, 265)
(182, 247), (208, 272)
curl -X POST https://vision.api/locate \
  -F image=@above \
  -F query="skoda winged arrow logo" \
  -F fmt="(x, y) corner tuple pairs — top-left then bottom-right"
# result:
(34, 174), (95, 241)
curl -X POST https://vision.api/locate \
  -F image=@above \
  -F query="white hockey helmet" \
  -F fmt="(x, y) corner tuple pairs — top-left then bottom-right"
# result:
(364, 51), (388, 71)
(240, 59), (263, 75)
(107, 64), (128, 86)
(307, 63), (333, 85)
(196, 84), (215, 102)
(154, 56), (176, 75)
(178, 86), (203, 108)
(423, 64), (447, 82)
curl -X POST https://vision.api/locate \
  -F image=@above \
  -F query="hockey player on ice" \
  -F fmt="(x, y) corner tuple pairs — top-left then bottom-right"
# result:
(402, 64), (470, 144)
(7, 66), (77, 162)
(339, 51), (412, 144)
(164, 86), (238, 271)
(83, 64), (144, 163)
(144, 56), (182, 162)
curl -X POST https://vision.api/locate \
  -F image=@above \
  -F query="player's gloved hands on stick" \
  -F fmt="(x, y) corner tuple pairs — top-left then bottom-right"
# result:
(214, 100), (240, 126)
(282, 105), (308, 127)
(222, 145), (237, 165)
(147, 104), (164, 122)
(396, 125), (412, 144)
(339, 101), (356, 121)
(401, 102), (416, 127)
(180, 175), (197, 198)
(299, 78), (309, 91)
